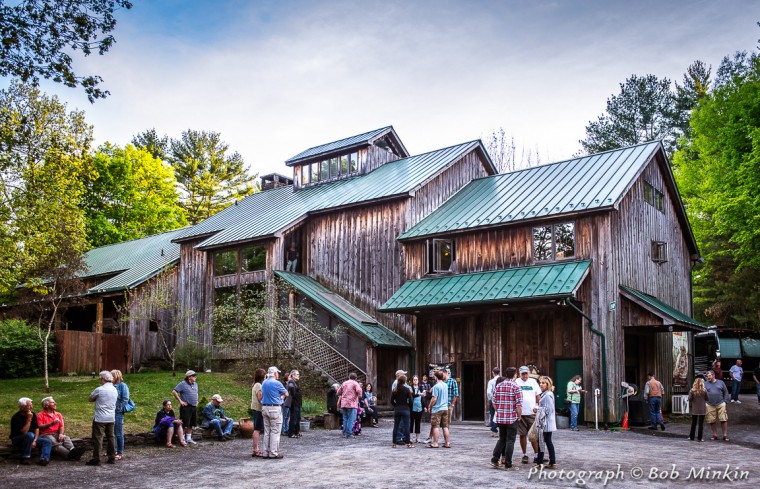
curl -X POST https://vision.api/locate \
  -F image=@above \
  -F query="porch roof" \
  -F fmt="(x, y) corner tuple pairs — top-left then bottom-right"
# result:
(378, 260), (591, 313)
(274, 271), (411, 348)
(619, 285), (707, 332)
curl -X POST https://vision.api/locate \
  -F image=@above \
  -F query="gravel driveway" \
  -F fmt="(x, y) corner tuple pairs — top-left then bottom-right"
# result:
(1, 404), (757, 489)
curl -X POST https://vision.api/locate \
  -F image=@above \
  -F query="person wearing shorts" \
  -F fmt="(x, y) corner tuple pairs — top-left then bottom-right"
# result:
(172, 370), (199, 445)
(704, 370), (730, 441)
(516, 366), (540, 464)
(427, 370), (450, 448)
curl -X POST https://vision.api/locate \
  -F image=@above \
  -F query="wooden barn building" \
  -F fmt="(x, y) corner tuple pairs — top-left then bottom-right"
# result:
(20, 229), (184, 374)
(380, 140), (705, 423)
(168, 126), (497, 397)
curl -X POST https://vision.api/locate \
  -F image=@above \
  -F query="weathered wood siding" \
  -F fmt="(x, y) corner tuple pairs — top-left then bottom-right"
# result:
(611, 154), (695, 406)
(122, 266), (180, 368)
(417, 307), (582, 420)
(177, 239), (214, 348)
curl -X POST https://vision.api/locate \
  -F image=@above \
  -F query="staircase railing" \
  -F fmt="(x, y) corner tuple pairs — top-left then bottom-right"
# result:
(277, 319), (366, 386)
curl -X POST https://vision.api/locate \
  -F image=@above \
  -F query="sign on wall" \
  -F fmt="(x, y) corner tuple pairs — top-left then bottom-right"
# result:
(672, 332), (689, 387)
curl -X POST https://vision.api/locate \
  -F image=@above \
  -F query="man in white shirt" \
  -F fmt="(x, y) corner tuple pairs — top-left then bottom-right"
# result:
(486, 367), (500, 436)
(515, 366), (540, 464)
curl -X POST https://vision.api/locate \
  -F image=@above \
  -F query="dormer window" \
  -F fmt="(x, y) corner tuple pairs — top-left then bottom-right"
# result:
(299, 151), (362, 187)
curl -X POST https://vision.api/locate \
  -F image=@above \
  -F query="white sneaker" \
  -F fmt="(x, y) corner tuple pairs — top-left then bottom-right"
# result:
(735, 400), (741, 404)
(187, 438), (197, 445)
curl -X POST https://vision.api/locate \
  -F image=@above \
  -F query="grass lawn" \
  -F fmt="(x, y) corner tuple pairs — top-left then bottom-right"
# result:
(0, 371), (325, 442)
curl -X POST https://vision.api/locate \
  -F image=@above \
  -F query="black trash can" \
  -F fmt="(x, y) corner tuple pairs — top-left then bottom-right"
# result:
(626, 393), (650, 426)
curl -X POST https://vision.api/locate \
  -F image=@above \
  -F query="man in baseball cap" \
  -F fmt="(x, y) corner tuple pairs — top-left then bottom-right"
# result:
(516, 366), (540, 464)
(172, 370), (199, 445)
(202, 394), (233, 441)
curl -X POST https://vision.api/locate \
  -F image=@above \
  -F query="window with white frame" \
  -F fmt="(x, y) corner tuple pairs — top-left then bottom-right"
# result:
(427, 238), (455, 273)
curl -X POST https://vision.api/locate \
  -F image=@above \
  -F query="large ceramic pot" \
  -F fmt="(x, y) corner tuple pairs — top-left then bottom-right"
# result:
(239, 417), (254, 438)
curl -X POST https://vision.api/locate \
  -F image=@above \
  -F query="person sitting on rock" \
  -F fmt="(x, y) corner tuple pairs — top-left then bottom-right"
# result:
(10, 397), (52, 466)
(201, 394), (234, 441)
(153, 399), (187, 448)
(36, 397), (86, 461)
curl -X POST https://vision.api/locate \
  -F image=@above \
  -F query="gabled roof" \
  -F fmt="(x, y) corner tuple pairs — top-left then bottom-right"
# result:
(172, 140), (491, 249)
(620, 285), (706, 332)
(379, 260), (591, 313)
(83, 229), (184, 294)
(399, 142), (696, 254)
(275, 271), (411, 348)
(285, 126), (409, 166)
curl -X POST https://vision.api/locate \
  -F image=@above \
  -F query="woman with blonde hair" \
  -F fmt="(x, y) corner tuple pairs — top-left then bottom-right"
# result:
(688, 376), (707, 441)
(111, 369), (130, 460)
(533, 376), (557, 469)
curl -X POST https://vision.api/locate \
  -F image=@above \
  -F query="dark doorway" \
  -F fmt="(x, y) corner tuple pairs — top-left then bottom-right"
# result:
(461, 362), (485, 421)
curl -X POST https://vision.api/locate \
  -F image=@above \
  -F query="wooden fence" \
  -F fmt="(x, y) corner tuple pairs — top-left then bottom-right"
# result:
(55, 330), (131, 374)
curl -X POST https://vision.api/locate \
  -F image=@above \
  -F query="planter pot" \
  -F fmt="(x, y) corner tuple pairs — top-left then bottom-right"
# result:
(556, 415), (570, 429)
(239, 418), (254, 439)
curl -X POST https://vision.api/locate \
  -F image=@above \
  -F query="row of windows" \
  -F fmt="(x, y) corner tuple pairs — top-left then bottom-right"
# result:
(644, 182), (665, 213)
(300, 151), (362, 186)
(213, 244), (266, 276)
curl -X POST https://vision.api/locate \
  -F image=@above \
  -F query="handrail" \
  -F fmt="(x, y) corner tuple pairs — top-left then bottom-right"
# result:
(280, 318), (367, 385)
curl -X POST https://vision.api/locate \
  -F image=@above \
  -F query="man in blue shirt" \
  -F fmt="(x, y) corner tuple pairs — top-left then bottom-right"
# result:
(261, 366), (288, 459)
(427, 370), (450, 448)
(201, 394), (233, 441)
(729, 359), (743, 404)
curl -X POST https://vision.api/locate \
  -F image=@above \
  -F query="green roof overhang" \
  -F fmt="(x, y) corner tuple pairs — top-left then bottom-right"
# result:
(619, 285), (706, 332)
(274, 271), (411, 348)
(379, 260), (591, 314)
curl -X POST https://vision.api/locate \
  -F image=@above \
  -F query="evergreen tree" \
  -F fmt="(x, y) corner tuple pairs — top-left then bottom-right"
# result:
(168, 130), (258, 225)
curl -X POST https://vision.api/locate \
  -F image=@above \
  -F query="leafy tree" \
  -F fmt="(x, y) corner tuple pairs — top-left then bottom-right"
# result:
(83, 143), (186, 247)
(0, 80), (92, 388)
(0, 0), (133, 102)
(168, 130), (258, 225)
(673, 54), (760, 329)
(0, 319), (55, 378)
(131, 128), (169, 161)
(580, 74), (681, 157)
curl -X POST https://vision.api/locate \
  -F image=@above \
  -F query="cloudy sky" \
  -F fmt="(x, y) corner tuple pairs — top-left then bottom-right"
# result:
(12, 0), (760, 176)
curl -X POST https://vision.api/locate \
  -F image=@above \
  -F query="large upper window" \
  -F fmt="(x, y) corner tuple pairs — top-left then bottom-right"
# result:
(644, 181), (665, 213)
(214, 244), (267, 276)
(533, 222), (575, 261)
(301, 151), (361, 186)
(213, 250), (237, 276)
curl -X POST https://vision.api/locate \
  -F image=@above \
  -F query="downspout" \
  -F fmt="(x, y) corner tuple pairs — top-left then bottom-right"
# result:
(565, 297), (609, 429)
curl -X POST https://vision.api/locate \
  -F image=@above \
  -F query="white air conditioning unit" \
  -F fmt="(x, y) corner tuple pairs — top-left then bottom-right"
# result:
(671, 395), (689, 414)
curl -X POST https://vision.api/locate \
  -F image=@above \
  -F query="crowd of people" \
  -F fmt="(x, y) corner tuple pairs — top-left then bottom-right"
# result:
(9, 358), (752, 468)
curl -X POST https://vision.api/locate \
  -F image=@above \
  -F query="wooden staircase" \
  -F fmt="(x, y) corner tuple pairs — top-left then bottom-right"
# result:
(277, 319), (367, 386)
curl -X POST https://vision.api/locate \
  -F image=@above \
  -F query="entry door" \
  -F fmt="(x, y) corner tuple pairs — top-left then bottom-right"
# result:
(461, 362), (485, 421)
(554, 358), (583, 422)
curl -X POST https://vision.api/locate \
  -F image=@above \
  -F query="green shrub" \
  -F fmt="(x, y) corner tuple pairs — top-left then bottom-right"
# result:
(174, 342), (212, 371)
(0, 319), (55, 378)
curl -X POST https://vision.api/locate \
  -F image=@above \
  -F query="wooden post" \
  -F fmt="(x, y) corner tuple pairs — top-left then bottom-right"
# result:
(95, 300), (104, 333)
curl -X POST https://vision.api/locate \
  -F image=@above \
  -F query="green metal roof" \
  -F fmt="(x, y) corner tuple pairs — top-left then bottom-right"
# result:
(173, 140), (491, 249)
(83, 229), (184, 294)
(399, 141), (664, 240)
(284, 126), (409, 165)
(619, 285), (706, 330)
(275, 271), (411, 348)
(379, 260), (591, 313)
